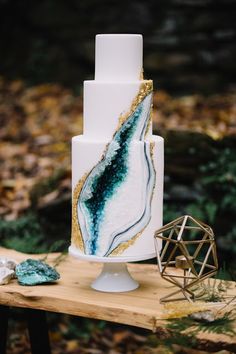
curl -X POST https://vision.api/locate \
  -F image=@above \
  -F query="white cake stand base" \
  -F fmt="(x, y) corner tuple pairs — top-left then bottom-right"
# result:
(91, 262), (139, 292)
(69, 245), (156, 292)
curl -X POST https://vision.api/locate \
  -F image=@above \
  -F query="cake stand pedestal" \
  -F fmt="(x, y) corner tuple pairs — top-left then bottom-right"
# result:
(69, 246), (155, 292)
(91, 263), (138, 292)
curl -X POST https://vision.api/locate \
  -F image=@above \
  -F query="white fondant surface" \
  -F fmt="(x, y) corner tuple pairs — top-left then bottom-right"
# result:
(95, 34), (142, 82)
(83, 80), (152, 141)
(69, 245), (156, 263)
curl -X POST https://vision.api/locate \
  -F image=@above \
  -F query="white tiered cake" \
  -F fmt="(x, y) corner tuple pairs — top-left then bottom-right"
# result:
(69, 34), (164, 262)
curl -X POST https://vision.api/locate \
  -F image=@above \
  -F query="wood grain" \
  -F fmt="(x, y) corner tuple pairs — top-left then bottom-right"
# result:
(0, 247), (235, 345)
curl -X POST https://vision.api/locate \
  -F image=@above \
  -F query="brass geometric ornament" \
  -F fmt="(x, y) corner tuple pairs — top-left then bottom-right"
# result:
(154, 215), (218, 303)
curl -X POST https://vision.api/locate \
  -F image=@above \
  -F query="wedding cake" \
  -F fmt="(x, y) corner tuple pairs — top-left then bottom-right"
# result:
(69, 34), (164, 261)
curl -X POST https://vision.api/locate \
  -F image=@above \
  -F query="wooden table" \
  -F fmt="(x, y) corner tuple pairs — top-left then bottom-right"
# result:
(0, 247), (235, 353)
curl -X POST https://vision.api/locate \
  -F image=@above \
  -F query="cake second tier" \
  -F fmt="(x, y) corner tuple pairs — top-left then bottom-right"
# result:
(83, 80), (153, 141)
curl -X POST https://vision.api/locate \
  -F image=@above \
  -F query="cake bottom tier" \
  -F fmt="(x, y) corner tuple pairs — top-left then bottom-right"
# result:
(71, 135), (164, 260)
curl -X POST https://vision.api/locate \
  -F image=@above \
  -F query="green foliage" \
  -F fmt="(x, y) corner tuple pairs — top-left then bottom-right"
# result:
(148, 331), (198, 350)
(30, 168), (66, 206)
(217, 263), (234, 281)
(196, 148), (236, 260)
(186, 199), (218, 224)
(196, 312), (236, 336)
(56, 316), (107, 341)
(166, 311), (236, 337)
(71, 319), (106, 341)
(40, 239), (69, 267)
(165, 146), (236, 271)
(200, 278), (224, 303)
(0, 214), (47, 253)
(221, 227), (236, 255)
(0, 213), (70, 256)
(163, 204), (181, 225)
(151, 309), (236, 350)
(201, 147), (236, 212)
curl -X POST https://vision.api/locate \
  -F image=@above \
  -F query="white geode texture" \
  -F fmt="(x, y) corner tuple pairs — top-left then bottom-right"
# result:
(0, 257), (17, 284)
(0, 267), (15, 285)
(0, 257), (17, 270)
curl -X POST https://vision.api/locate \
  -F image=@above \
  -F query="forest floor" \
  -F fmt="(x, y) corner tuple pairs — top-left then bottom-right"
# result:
(7, 311), (236, 354)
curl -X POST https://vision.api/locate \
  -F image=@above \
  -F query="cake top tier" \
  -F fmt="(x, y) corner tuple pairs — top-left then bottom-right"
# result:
(95, 34), (143, 82)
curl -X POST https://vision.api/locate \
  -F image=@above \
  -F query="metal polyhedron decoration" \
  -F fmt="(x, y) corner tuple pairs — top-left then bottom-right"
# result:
(154, 215), (218, 303)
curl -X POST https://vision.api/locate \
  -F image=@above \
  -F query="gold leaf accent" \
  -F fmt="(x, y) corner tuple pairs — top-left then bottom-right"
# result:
(150, 141), (156, 201)
(164, 301), (211, 319)
(144, 103), (153, 138)
(71, 173), (88, 252)
(139, 68), (144, 80)
(117, 80), (153, 130)
(109, 231), (143, 257)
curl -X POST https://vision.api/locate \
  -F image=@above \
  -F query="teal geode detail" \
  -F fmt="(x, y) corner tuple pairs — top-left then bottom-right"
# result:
(82, 103), (146, 254)
(77, 92), (155, 256)
(16, 259), (60, 286)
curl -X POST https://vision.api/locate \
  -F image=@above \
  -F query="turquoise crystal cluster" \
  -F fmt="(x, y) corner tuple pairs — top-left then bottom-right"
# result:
(16, 259), (60, 286)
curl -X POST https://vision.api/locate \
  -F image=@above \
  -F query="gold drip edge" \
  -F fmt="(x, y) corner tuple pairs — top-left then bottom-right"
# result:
(71, 173), (88, 252)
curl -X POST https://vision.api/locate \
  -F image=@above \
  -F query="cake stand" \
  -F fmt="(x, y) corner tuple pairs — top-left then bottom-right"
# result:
(69, 246), (155, 292)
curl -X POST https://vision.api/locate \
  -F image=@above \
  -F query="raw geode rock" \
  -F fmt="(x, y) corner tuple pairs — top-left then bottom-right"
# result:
(0, 267), (15, 285)
(189, 310), (215, 323)
(0, 257), (17, 270)
(16, 259), (60, 286)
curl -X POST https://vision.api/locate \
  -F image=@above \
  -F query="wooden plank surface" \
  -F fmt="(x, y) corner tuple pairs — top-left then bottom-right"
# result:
(0, 247), (235, 341)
